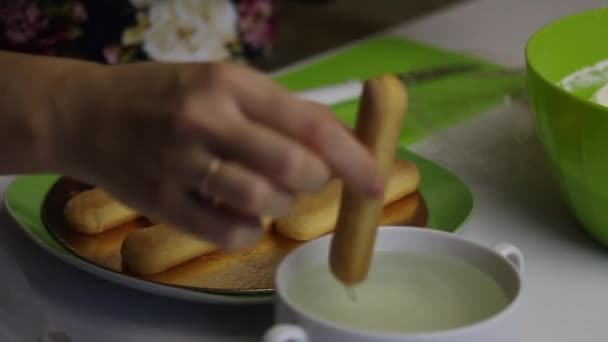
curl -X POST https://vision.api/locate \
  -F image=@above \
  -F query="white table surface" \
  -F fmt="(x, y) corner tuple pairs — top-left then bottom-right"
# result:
(2, 0), (608, 341)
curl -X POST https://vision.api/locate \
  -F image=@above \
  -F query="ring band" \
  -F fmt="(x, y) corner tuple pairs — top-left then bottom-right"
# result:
(200, 158), (222, 199)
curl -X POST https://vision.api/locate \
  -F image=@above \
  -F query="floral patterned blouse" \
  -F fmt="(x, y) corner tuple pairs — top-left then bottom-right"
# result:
(0, 0), (277, 65)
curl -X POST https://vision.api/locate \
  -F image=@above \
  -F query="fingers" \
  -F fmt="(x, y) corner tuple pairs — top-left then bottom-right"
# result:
(178, 94), (331, 194)
(213, 63), (384, 198)
(224, 120), (332, 194)
(157, 176), (262, 251)
(250, 96), (383, 198)
(172, 147), (294, 218)
(201, 160), (295, 217)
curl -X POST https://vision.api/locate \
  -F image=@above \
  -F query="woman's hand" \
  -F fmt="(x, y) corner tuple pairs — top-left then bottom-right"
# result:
(47, 61), (383, 250)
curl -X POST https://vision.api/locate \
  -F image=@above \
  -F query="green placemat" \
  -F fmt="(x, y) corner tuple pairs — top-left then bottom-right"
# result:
(275, 36), (524, 145)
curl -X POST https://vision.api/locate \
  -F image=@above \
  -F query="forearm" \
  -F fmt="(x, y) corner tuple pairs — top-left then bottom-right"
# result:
(0, 51), (101, 175)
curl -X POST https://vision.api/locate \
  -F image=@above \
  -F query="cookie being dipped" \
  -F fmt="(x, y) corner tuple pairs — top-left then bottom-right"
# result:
(329, 74), (408, 285)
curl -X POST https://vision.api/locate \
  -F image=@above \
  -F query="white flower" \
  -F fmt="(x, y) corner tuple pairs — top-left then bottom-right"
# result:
(142, 0), (238, 63)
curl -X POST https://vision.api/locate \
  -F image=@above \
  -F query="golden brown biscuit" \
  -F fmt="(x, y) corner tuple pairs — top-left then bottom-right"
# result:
(64, 188), (139, 234)
(121, 224), (217, 275)
(274, 159), (420, 241)
(380, 192), (421, 226)
(329, 74), (408, 284)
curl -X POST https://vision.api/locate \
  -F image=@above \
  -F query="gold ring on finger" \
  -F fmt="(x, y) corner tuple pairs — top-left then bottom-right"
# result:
(200, 158), (222, 198)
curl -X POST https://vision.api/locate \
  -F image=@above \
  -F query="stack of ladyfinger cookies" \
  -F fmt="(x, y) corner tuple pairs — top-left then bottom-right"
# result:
(63, 159), (420, 276)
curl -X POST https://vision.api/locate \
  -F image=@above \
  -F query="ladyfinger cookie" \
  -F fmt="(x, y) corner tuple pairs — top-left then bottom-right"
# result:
(329, 74), (408, 285)
(121, 224), (217, 275)
(274, 159), (420, 241)
(64, 188), (139, 234)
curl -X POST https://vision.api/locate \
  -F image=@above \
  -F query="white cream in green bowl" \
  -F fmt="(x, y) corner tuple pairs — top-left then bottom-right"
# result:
(592, 83), (608, 106)
(559, 58), (608, 106)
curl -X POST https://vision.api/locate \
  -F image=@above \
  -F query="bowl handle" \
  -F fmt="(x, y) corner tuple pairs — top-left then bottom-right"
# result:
(493, 243), (524, 274)
(263, 323), (309, 342)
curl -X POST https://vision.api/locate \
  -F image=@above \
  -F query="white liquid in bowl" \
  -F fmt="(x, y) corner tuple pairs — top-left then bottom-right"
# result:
(285, 251), (510, 334)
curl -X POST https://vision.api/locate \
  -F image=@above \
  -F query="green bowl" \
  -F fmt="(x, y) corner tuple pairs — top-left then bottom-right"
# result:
(526, 7), (608, 246)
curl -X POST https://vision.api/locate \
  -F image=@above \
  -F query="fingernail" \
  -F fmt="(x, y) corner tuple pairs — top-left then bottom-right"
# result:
(226, 227), (261, 251)
(369, 180), (385, 198)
